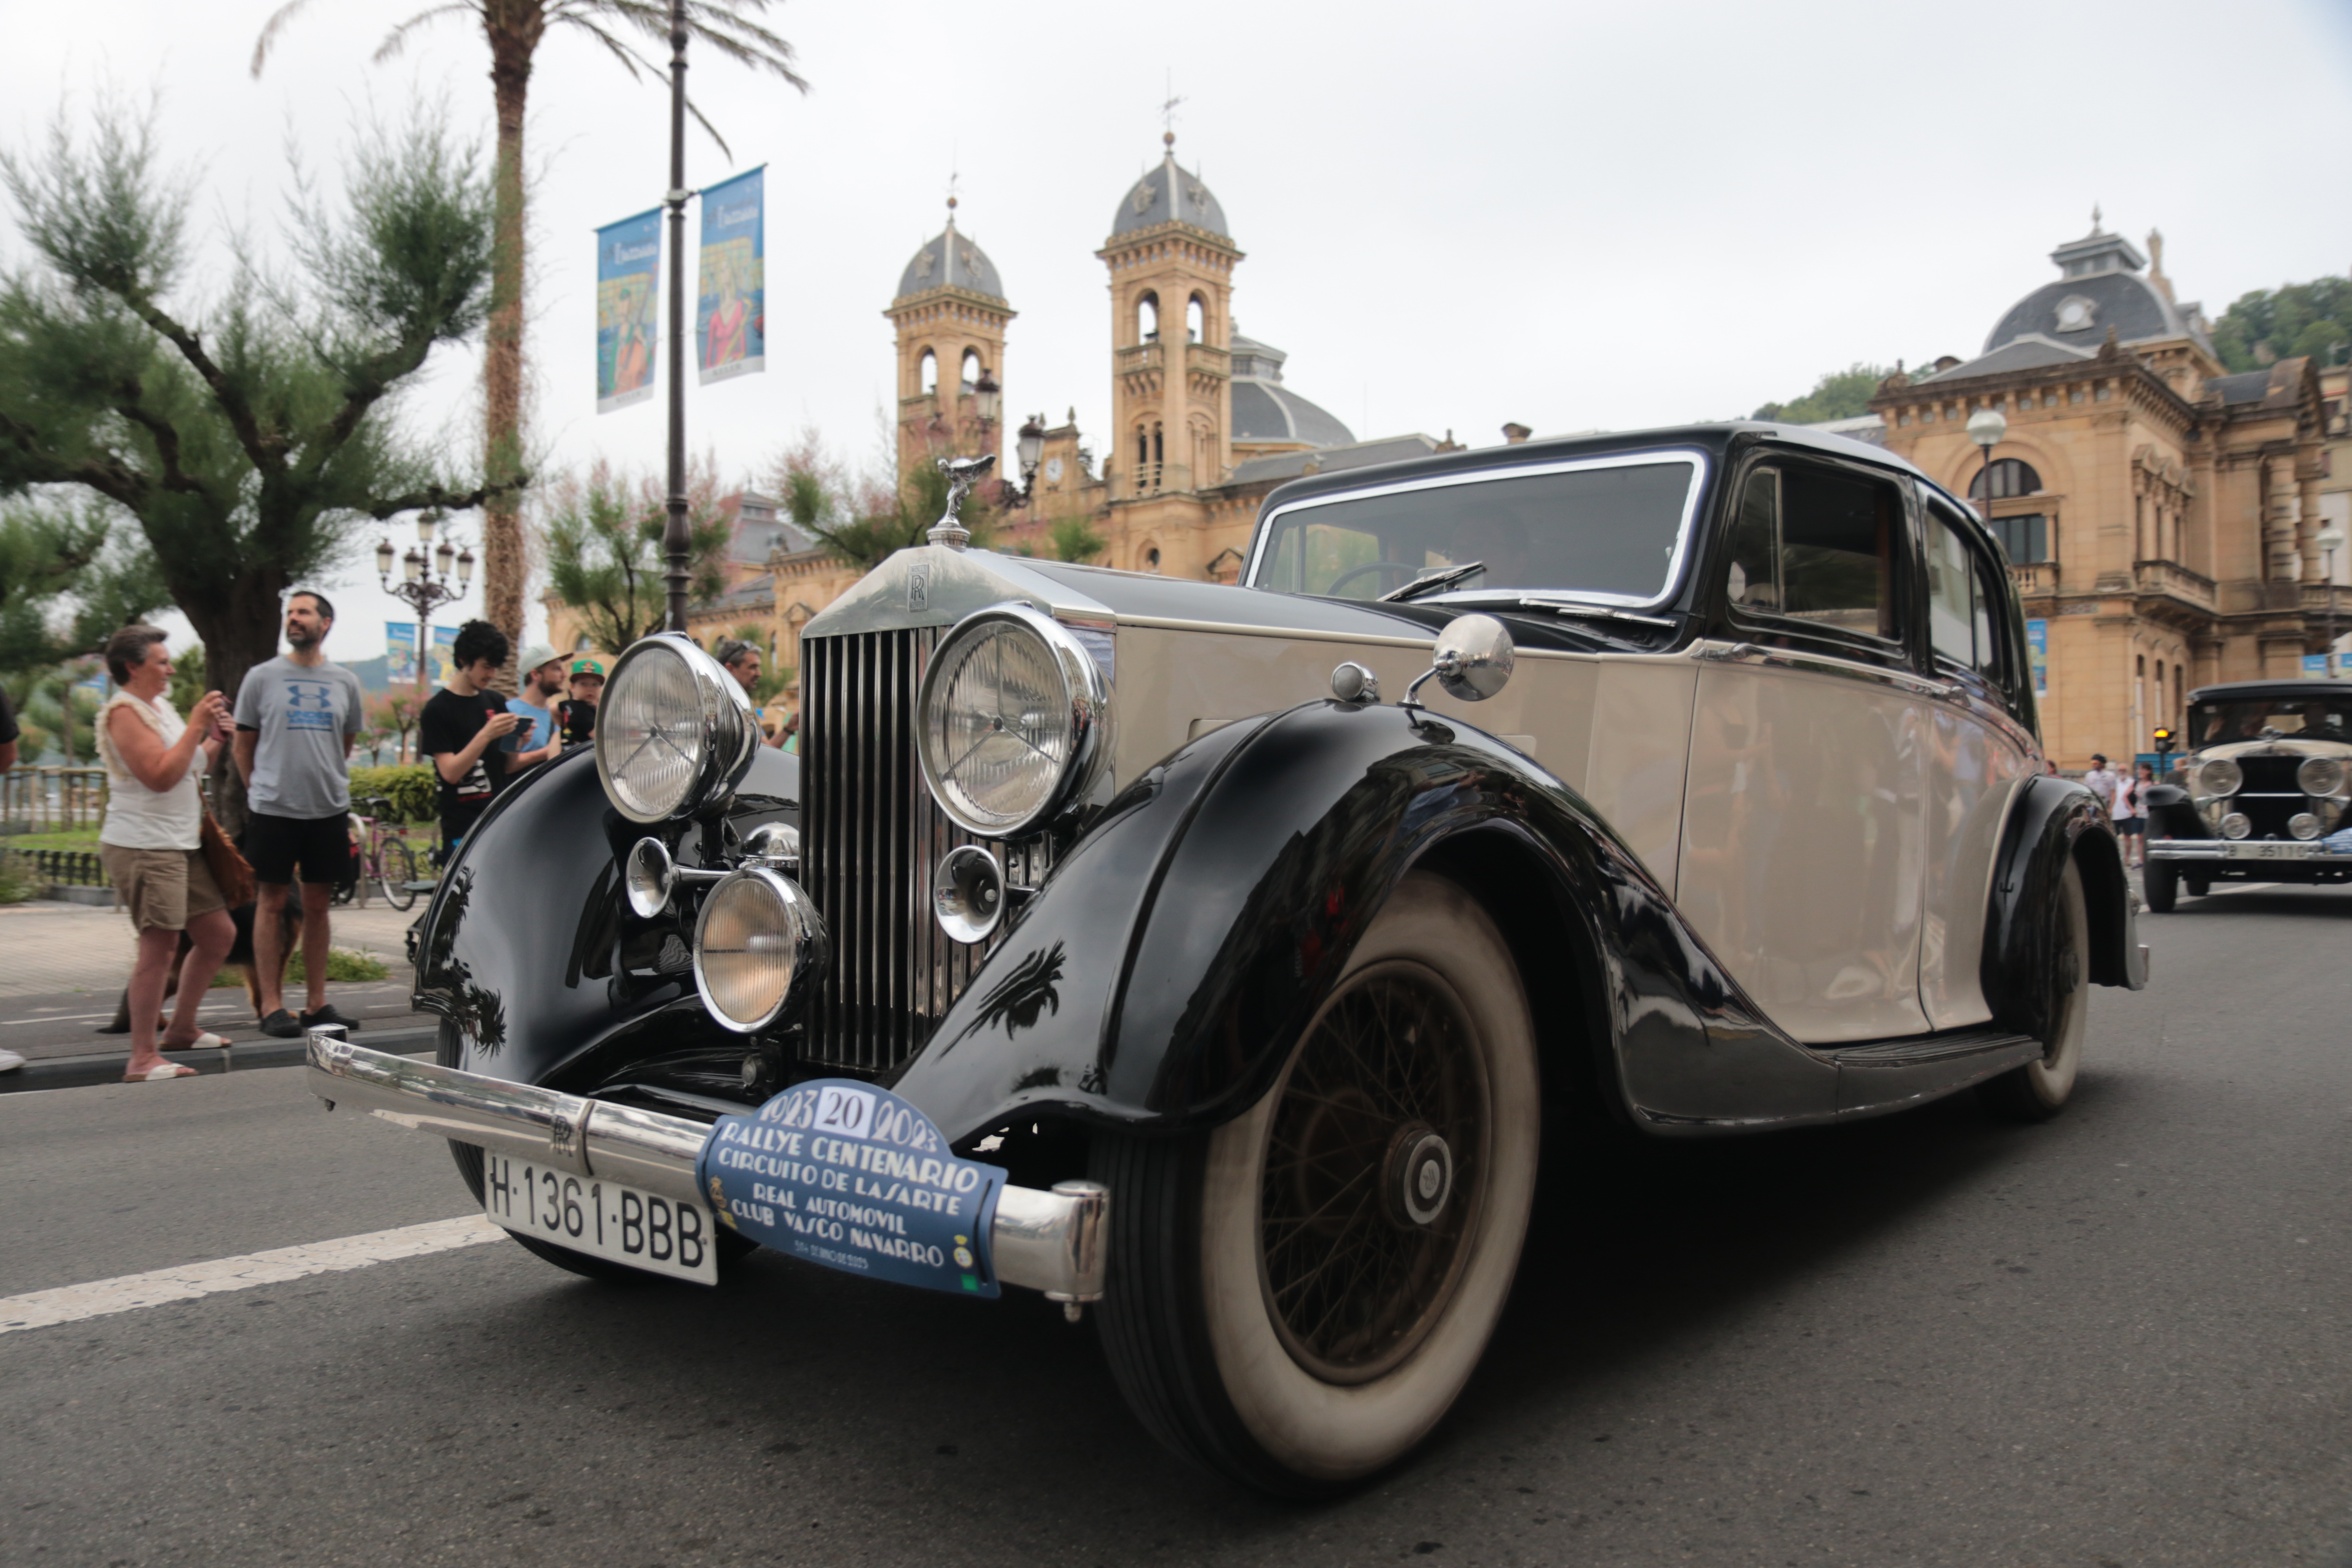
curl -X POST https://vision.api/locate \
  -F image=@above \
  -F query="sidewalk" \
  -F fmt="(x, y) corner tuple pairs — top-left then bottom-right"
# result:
(0, 898), (422, 999)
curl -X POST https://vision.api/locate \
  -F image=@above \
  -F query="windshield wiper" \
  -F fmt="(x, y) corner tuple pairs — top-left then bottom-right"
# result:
(1377, 561), (1485, 604)
(1511, 595), (1679, 631)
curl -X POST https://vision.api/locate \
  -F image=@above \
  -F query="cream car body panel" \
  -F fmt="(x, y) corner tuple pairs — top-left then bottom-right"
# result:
(1918, 693), (2032, 1029)
(1679, 652), (1931, 1045)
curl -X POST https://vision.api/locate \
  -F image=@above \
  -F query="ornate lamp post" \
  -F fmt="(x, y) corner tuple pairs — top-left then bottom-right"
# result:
(2321, 523), (2347, 677)
(996, 414), (1047, 511)
(1966, 406), (2008, 523)
(377, 509), (474, 696)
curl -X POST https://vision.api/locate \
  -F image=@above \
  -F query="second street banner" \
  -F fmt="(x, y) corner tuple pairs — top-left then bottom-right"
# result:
(596, 209), (661, 414)
(696, 168), (765, 385)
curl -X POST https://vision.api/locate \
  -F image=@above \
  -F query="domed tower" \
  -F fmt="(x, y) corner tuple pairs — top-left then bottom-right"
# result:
(1097, 133), (1243, 497)
(885, 197), (1016, 475)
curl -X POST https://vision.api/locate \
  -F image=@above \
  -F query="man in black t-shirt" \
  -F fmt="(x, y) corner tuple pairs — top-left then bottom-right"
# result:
(418, 621), (524, 853)
(0, 679), (19, 775)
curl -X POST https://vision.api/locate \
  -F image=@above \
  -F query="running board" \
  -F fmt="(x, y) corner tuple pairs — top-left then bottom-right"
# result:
(1828, 1028), (2042, 1069)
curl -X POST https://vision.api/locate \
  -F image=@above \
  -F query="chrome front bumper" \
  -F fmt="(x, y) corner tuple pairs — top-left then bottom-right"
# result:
(2145, 838), (2352, 862)
(306, 1032), (1108, 1302)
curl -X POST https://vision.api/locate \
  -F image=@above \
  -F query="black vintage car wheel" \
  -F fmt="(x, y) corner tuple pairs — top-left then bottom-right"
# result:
(1982, 858), (2089, 1122)
(1092, 871), (1541, 1494)
(2143, 860), (2178, 913)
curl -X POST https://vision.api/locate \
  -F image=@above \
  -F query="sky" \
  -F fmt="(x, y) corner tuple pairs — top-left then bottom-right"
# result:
(6, 0), (2352, 667)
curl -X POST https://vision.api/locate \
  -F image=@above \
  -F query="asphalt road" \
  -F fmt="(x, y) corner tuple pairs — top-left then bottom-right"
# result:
(2, 883), (2348, 1567)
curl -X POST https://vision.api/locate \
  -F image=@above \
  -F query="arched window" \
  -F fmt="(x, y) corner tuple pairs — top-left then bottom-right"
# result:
(1967, 458), (2043, 501)
(1137, 292), (1160, 343)
(1186, 294), (1205, 343)
(1144, 546), (1161, 572)
(919, 350), (938, 396)
(960, 349), (981, 392)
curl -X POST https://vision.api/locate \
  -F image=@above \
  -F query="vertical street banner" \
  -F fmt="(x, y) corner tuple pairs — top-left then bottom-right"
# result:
(430, 626), (459, 685)
(2025, 619), (2049, 697)
(385, 624), (418, 685)
(596, 209), (662, 414)
(695, 168), (765, 385)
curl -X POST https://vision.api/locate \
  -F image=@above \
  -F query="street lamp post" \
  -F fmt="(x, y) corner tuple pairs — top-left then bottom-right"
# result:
(1966, 406), (2008, 524)
(377, 510), (475, 703)
(2320, 523), (2347, 677)
(660, 0), (692, 634)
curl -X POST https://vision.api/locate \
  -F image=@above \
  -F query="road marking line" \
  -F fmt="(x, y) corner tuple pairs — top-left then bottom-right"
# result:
(0, 1216), (501, 1334)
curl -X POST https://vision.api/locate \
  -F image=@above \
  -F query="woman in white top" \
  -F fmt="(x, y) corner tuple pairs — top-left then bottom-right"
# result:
(2111, 761), (2148, 870)
(95, 626), (234, 1082)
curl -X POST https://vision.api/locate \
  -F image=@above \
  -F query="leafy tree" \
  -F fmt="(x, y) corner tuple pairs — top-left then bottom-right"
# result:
(254, 1), (809, 668)
(12, 664), (103, 764)
(1048, 515), (1106, 564)
(1752, 363), (1896, 424)
(541, 455), (733, 656)
(2212, 276), (2352, 374)
(0, 496), (169, 685)
(366, 690), (421, 764)
(0, 102), (522, 789)
(800, 460), (997, 571)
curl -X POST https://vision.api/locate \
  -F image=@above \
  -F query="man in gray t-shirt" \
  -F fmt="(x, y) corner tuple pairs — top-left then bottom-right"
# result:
(232, 590), (366, 1038)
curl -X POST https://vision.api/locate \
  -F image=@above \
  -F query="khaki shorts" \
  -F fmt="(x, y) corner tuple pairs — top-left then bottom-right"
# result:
(100, 845), (228, 932)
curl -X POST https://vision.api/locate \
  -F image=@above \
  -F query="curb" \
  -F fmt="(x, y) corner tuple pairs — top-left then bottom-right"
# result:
(0, 1023), (439, 1094)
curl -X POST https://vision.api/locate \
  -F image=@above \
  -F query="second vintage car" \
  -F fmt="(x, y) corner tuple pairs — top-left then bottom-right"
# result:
(311, 421), (2147, 1495)
(2142, 677), (2352, 910)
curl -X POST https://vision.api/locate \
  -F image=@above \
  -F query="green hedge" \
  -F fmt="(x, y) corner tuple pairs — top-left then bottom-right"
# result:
(348, 764), (437, 824)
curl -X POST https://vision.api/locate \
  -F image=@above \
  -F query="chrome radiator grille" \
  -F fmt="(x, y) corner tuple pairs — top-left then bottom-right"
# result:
(802, 628), (1038, 1075)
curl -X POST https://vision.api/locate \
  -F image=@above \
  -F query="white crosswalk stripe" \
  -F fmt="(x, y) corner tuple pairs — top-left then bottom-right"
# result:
(0, 1216), (500, 1333)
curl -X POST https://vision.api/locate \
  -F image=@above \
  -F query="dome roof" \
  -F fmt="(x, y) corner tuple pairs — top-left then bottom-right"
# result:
(1229, 333), (1354, 446)
(1978, 225), (2202, 356)
(1109, 141), (1229, 241)
(895, 218), (1005, 303)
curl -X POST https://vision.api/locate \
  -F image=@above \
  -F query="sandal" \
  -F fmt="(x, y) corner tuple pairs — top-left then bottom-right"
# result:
(163, 1032), (233, 1051)
(124, 1061), (198, 1082)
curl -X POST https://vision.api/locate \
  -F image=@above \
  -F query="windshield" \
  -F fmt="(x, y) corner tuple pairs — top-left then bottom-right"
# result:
(2189, 695), (2352, 747)
(1250, 456), (1702, 606)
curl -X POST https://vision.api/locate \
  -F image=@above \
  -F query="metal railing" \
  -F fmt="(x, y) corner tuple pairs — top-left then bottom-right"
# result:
(0, 766), (110, 832)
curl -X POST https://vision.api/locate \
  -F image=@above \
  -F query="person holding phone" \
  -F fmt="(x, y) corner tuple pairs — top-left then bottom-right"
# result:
(502, 644), (568, 771)
(419, 620), (527, 857)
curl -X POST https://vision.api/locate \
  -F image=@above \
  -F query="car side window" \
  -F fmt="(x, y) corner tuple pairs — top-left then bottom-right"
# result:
(1924, 503), (2019, 701)
(1727, 462), (1902, 643)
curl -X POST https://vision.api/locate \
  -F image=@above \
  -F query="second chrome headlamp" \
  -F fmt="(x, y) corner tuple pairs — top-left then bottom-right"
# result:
(916, 603), (1109, 838)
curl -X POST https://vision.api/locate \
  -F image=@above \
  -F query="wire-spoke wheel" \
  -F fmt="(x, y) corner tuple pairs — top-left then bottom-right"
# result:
(1982, 857), (2089, 1122)
(379, 838), (420, 912)
(1093, 871), (1540, 1495)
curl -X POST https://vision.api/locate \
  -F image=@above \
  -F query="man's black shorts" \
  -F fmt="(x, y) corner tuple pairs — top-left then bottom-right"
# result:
(245, 810), (351, 886)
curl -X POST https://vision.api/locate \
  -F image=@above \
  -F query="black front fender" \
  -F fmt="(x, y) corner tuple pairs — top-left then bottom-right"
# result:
(413, 744), (801, 1097)
(1980, 775), (2148, 1038)
(893, 701), (1839, 1146)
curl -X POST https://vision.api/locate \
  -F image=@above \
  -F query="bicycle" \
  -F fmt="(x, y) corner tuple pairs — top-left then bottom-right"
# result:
(332, 795), (427, 911)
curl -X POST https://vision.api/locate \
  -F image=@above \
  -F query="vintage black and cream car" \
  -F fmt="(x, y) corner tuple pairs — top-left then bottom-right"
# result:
(310, 422), (2147, 1495)
(2142, 678), (2352, 911)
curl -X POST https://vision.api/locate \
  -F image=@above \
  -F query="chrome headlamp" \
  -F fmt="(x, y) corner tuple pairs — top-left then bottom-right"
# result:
(916, 603), (1109, 838)
(2191, 758), (2242, 802)
(692, 867), (827, 1033)
(2297, 756), (2347, 799)
(595, 634), (761, 823)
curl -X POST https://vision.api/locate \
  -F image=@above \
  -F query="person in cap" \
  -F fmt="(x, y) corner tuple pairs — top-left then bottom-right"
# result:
(503, 643), (569, 771)
(559, 656), (604, 746)
(713, 638), (783, 747)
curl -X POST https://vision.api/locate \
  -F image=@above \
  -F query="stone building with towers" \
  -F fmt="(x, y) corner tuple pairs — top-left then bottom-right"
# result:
(1869, 216), (2347, 767)
(875, 131), (1442, 585)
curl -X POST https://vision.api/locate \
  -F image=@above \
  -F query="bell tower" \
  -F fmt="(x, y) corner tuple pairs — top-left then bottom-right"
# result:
(1097, 133), (1243, 497)
(886, 195), (1015, 477)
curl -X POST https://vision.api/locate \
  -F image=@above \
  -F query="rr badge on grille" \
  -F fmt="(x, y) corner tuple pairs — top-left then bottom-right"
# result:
(908, 564), (929, 611)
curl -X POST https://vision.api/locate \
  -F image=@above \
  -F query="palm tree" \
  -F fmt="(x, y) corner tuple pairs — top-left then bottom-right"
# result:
(252, 1), (806, 681)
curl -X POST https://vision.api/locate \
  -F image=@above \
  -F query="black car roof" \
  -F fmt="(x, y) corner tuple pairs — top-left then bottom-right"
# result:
(1252, 421), (1945, 518)
(2189, 679), (2352, 702)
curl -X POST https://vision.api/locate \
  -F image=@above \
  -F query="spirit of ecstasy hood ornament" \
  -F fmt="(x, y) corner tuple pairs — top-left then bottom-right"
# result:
(927, 454), (996, 550)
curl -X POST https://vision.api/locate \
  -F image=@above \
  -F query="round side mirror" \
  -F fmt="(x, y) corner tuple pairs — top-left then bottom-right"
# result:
(1432, 615), (1515, 702)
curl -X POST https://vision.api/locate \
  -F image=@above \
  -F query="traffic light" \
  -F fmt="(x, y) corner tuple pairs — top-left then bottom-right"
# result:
(2152, 727), (2176, 756)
